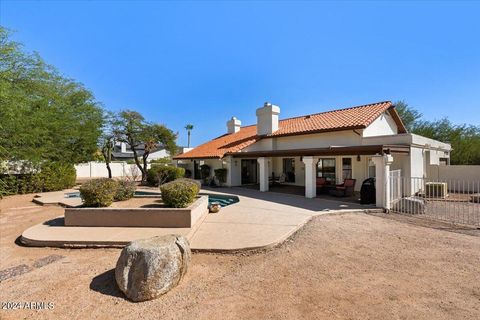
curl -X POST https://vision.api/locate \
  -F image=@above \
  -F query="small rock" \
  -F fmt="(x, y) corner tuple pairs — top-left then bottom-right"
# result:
(115, 234), (191, 302)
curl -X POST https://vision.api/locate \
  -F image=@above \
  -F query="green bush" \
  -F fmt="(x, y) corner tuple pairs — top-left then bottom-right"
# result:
(39, 162), (77, 191)
(114, 180), (136, 201)
(79, 178), (118, 207)
(175, 178), (201, 190)
(0, 162), (76, 195)
(147, 165), (185, 186)
(160, 179), (199, 208)
(214, 168), (227, 184)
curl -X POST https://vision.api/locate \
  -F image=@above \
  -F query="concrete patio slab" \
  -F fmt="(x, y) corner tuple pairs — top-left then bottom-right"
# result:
(32, 189), (82, 207)
(21, 187), (382, 251)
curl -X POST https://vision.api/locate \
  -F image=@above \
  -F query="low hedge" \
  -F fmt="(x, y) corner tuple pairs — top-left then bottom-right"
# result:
(80, 178), (118, 207)
(0, 162), (76, 196)
(160, 179), (200, 208)
(147, 166), (185, 186)
(175, 178), (201, 190)
(114, 180), (136, 201)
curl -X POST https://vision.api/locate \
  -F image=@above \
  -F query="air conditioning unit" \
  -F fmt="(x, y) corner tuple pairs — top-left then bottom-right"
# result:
(425, 182), (448, 198)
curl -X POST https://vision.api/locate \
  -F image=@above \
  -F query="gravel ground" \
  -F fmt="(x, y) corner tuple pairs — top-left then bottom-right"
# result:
(1, 194), (480, 320)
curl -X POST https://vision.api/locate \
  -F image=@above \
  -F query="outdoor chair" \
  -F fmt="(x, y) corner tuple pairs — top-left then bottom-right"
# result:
(269, 173), (286, 186)
(329, 178), (356, 197)
(316, 177), (327, 193)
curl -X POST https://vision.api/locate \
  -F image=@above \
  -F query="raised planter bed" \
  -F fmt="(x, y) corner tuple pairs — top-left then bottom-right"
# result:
(64, 196), (208, 228)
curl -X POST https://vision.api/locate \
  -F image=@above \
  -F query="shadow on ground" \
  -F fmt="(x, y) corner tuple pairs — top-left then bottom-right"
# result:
(90, 269), (128, 300)
(203, 186), (372, 212)
(43, 217), (65, 226)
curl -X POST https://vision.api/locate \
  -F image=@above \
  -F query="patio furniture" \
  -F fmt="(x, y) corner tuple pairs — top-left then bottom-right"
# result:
(269, 173), (286, 186)
(316, 177), (328, 194)
(329, 179), (356, 197)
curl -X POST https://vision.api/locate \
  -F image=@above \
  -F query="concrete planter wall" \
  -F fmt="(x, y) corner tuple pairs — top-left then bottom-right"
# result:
(64, 196), (208, 228)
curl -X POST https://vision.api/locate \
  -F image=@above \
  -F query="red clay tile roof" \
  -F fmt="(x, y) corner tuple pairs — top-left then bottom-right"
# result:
(174, 101), (406, 159)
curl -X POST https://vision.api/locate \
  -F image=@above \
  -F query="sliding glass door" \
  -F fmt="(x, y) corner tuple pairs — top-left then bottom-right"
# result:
(241, 159), (258, 185)
(282, 158), (295, 183)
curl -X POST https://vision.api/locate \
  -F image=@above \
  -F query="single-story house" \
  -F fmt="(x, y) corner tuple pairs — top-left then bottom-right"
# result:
(173, 101), (451, 206)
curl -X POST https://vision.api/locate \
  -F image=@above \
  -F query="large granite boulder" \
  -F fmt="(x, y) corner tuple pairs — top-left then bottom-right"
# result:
(115, 234), (191, 302)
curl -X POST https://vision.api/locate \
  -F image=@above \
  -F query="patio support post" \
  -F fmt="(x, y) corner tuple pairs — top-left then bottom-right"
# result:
(372, 154), (394, 209)
(257, 157), (269, 192)
(303, 156), (317, 198)
(223, 156), (233, 187)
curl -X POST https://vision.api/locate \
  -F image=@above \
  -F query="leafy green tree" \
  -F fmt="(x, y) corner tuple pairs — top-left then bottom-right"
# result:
(113, 110), (177, 183)
(395, 101), (480, 165)
(394, 100), (423, 132)
(99, 112), (116, 178)
(0, 26), (103, 164)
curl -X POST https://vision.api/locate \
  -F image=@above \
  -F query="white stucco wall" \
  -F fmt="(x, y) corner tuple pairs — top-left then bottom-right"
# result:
(410, 147), (425, 178)
(426, 165), (480, 191)
(244, 130), (362, 152)
(148, 149), (169, 160)
(362, 112), (398, 137)
(75, 162), (145, 179)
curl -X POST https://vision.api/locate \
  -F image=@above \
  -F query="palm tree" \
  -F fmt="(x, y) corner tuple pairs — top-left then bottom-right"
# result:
(185, 124), (194, 148)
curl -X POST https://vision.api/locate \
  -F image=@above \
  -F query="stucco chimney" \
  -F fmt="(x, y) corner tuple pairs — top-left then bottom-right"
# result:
(227, 116), (241, 134)
(256, 102), (280, 135)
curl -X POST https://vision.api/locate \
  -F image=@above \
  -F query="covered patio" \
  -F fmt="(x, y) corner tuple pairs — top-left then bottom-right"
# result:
(240, 183), (362, 204)
(229, 144), (410, 200)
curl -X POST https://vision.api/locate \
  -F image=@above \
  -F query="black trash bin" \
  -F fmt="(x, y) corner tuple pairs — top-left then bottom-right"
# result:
(360, 178), (376, 204)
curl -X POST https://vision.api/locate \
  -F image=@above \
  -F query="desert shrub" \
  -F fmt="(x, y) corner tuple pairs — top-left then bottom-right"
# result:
(214, 168), (227, 184)
(175, 178), (201, 190)
(149, 157), (172, 166)
(147, 165), (185, 186)
(79, 178), (118, 207)
(160, 179), (199, 208)
(38, 162), (77, 191)
(114, 180), (136, 201)
(0, 162), (76, 195)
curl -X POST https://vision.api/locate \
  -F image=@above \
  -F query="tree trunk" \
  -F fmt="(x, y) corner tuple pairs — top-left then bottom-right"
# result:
(102, 147), (113, 179)
(187, 131), (191, 148)
(130, 139), (146, 183)
(106, 163), (112, 179)
(142, 153), (149, 184)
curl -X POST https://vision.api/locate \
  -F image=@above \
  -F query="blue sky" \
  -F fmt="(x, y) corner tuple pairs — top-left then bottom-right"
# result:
(1, 1), (479, 147)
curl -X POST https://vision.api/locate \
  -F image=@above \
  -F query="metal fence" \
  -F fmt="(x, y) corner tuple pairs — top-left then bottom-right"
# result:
(388, 175), (480, 227)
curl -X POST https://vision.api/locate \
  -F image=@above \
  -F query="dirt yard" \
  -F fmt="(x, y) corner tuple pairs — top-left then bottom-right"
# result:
(1, 194), (479, 320)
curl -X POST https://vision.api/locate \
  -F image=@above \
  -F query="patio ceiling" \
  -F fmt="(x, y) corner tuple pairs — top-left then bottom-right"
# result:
(227, 145), (410, 158)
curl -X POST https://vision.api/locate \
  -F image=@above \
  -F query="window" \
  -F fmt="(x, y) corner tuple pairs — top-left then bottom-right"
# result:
(282, 158), (295, 183)
(439, 157), (449, 166)
(317, 158), (336, 183)
(342, 158), (352, 180)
